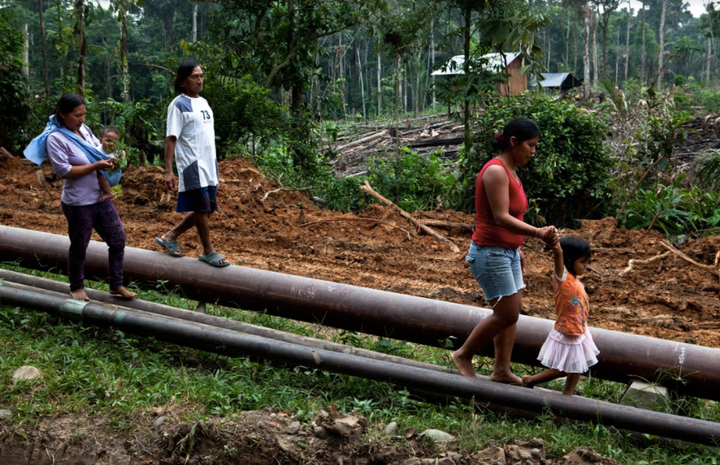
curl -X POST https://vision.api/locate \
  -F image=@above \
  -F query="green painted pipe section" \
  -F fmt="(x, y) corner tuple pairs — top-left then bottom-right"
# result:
(59, 299), (89, 321)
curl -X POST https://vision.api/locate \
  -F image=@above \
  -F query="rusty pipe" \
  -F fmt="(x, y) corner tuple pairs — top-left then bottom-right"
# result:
(1, 225), (718, 400)
(0, 275), (537, 418)
(0, 270), (449, 374)
(1, 283), (719, 447)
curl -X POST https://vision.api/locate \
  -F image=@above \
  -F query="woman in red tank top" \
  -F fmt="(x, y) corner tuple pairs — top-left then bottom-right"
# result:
(452, 118), (559, 383)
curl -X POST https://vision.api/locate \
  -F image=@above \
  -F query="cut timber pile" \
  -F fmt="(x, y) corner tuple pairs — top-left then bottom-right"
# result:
(330, 116), (464, 177)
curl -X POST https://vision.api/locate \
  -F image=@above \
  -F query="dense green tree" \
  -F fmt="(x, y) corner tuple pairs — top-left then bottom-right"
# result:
(0, 7), (31, 151)
(208, 0), (383, 170)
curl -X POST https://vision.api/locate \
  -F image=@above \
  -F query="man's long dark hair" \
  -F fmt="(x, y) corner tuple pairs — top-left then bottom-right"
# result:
(174, 60), (200, 95)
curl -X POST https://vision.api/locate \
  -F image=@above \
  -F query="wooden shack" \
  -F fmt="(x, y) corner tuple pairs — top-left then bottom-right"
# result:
(432, 52), (526, 96)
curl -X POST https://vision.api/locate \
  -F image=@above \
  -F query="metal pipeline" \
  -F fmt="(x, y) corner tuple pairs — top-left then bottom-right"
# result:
(0, 275), (537, 419)
(0, 270), (449, 374)
(1, 225), (719, 400)
(1, 283), (719, 447)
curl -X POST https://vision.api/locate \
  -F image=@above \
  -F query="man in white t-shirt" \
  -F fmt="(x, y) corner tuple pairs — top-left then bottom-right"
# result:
(154, 61), (230, 267)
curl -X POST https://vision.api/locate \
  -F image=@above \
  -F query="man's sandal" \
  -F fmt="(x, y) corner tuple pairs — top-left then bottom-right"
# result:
(154, 237), (185, 257)
(199, 252), (230, 268)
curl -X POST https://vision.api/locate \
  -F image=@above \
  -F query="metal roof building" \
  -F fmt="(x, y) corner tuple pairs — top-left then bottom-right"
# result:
(529, 73), (582, 91)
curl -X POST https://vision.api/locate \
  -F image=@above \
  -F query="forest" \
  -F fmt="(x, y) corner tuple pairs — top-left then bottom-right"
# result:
(3, 0), (720, 232)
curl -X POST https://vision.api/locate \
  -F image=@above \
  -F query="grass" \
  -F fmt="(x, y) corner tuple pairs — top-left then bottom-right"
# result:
(1, 264), (719, 463)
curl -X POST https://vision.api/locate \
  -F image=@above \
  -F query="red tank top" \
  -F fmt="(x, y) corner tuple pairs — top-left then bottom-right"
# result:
(471, 158), (528, 249)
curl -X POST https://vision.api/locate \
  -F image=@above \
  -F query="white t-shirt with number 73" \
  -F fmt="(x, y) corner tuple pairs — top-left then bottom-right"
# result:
(166, 93), (218, 192)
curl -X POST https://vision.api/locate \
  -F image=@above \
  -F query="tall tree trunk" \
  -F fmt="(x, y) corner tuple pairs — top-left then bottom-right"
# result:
(566, 16), (570, 69)
(547, 31), (552, 69)
(75, 0), (86, 96)
(394, 46), (400, 131)
(431, 18), (436, 107)
(38, 0), (50, 95)
(163, 14), (175, 50)
(22, 24), (29, 77)
(641, 1), (646, 84)
(624, 4), (631, 82)
(707, 37), (712, 83)
(601, 16), (609, 78)
(615, 23), (620, 83)
(119, 0), (130, 103)
(356, 43), (366, 120)
(415, 62), (421, 114)
(193, 2), (198, 42)
(706, 3), (714, 82)
(592, 7), (599, 88)
(657, 0), (667, 89)
(573, 22), (579, 73)
(402, 63), (407, 115)
(583, 3), (591, 99)
(462, 6), (472, 152)
(377, 51), (382, 117)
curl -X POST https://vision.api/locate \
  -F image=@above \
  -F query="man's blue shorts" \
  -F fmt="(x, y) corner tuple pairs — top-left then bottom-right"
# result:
(176, 185), (218, 213)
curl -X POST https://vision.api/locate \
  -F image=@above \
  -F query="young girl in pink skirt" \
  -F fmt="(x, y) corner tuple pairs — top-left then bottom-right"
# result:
(522, 236), (599, 395)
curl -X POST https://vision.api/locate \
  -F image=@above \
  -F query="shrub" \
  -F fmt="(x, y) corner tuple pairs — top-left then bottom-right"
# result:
(312, 148), (458, 213)
(693, 150), (720, 191)
(463, 94), (614, 227)
(202, 77), (286, 159)
(620, 177), (720, 236)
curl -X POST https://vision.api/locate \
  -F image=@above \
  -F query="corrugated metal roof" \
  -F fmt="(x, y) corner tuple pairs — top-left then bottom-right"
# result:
(431, 52), (522, 76)
(529, 73), (581, 89)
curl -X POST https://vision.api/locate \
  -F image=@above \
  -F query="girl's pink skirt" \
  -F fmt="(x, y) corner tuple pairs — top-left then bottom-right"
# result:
(537, 327), (599, 374)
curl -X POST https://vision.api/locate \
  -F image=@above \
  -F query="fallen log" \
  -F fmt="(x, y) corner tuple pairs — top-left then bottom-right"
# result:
(335, 130), (387, 152)
(660, 240), (720, 292)
(408, 136), (465, 148)
(619, 252), (671, 277)
(359, 180), (460, 253)
(0, 147), (14, 159)
(419, 219), (474, 231)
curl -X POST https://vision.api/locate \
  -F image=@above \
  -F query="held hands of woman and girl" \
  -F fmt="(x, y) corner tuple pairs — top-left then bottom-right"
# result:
(451, 117), (560, 385)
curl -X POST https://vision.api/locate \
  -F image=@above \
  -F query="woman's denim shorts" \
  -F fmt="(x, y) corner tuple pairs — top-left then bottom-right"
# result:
(466, 241), (525, 302)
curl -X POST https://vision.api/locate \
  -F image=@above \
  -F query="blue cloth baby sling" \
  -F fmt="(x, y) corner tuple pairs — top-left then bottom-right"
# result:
(24, 116), (122, 187)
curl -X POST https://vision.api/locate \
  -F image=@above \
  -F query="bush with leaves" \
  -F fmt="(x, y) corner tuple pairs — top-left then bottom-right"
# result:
(621, 177), (720, 236)
(202, 77), (286, 159)
(463, 94), (614, 227)
(304, 149), (457, 213)
(693, 150), (720, 191)
(363, 148), (457, 213)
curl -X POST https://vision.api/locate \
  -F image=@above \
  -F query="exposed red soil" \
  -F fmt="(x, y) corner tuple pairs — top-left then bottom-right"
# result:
(2, 154), (719, 349)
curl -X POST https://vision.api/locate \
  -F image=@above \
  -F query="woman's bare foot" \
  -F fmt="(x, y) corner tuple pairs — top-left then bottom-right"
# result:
(451, 351), (477, 378)
(98, 192), (115, 202)
(70, 289), (90, 301)
(490, 370), (523, 385)
(110, 286), (136, 299)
